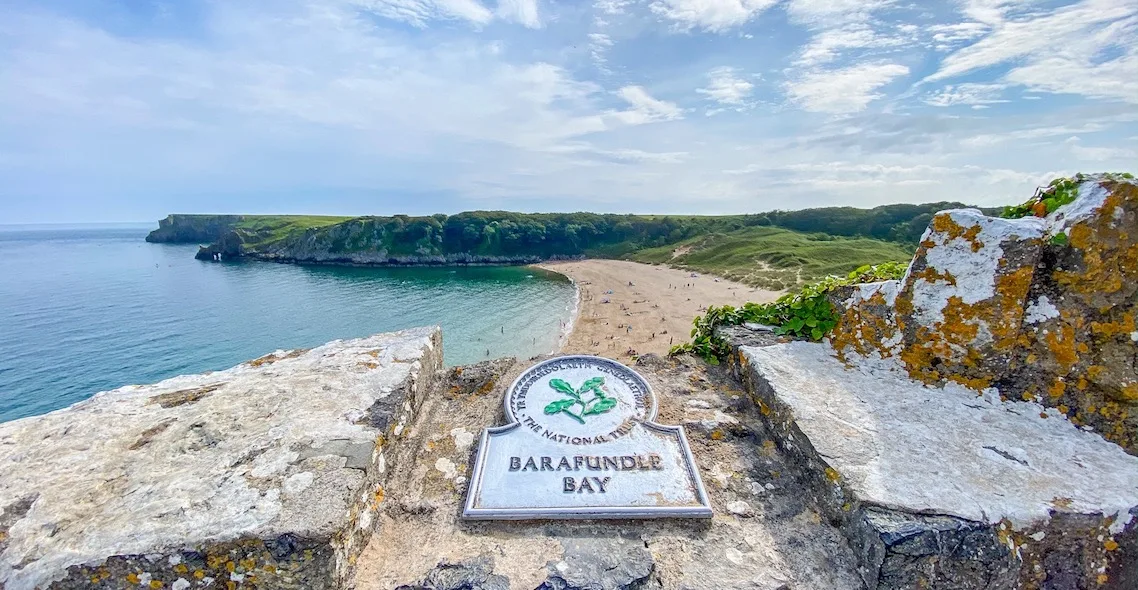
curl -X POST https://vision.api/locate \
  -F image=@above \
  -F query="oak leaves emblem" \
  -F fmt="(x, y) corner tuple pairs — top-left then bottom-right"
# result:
(543, 376), (617, 424)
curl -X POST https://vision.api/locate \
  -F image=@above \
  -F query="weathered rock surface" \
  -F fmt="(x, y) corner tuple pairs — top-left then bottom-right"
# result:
(728, 325), (1138, 587)
(831, 174), (1138, 454)
(352, 355), (864, 590)
(0, 327), (442, 590)
(146, 214), (244, 243)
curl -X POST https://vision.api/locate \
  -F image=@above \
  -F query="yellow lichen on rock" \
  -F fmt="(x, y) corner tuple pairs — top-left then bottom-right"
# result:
(827, 175), (1138, 454)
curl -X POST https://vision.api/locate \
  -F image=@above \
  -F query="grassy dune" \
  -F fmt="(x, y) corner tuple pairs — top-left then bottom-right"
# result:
(627, 226), (914, 291)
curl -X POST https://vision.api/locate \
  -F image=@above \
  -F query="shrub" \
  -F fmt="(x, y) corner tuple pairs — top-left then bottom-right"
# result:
(670, 262), (908, 364)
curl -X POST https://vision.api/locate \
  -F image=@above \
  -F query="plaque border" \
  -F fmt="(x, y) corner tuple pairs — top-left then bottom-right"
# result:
(463, 355), (713, 520)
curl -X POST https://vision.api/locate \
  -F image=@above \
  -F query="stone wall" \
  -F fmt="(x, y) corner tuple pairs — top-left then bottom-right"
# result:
(830, 174), (1138, 454)
(0, 327), (442, 590)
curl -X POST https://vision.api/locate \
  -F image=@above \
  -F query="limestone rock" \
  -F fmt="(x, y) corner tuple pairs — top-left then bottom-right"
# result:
(0, 327), (443, 590)
(896, 209), (1045, 389)
(539, 537), (654, 590)
(731, 340), (1138, 589)
(353, 354), (864, 590)
(395, 556), (509, 590)
(830, 174), (1138, 454)
(1008, 176), (1138, 451)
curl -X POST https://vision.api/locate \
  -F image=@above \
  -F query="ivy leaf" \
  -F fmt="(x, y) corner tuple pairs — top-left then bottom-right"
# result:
(549, 378), (576, 396)
(583, 397), (617, 416)
(810, 327), (825, 340)
(1050, 232), (1069, 246)
(544, 399), (576, 414)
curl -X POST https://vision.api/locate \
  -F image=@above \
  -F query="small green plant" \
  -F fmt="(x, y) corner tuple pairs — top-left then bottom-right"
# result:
(1002, 173), (1134, 220)
(543, 377), (616, 424)
(670, 262), (907, 364)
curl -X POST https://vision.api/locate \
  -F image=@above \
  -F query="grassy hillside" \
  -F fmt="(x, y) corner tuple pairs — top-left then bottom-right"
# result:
(628, 226), (914, 291)
(232, 215), (354, 247)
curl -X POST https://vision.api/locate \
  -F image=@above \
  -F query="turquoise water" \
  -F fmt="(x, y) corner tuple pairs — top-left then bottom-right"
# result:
(0, 226), (576, 423)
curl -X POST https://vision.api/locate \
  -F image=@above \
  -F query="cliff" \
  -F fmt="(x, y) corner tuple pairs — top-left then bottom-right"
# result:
(145, 214), (245, 243)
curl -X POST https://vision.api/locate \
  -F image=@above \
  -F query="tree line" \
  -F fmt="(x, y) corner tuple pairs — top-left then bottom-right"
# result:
(272, 202), (983, 258)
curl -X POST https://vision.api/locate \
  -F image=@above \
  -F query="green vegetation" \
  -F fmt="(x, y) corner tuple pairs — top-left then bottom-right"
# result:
(156, 201), (969, 262)
(232, 215), (353, 247)
(755, 202), (1000, 243)
(1002, 172), (1135, 219)
(671, 263), (908, 364)
(627, 226), (914, 290)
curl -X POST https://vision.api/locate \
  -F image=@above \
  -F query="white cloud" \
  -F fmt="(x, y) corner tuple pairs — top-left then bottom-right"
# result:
(927, 0), (1136, 83)
(794, 23), (905, 67)
(497, 0), (541, 28)
(1065, 136), (1138, 161)
(2, 0), (1136, 222)
(924, 83), (1007, 107)
(927, 22), (989, 50)
(696, 67), (754, 111)
(1002, 14), (1138, 103)
(587, 32), (615, 72)
(960, 122), (1113, 148)
(359, 0), (495, 27)
(650, 0), (779, 32)
(610, 86), (683, 124)
(784, 0), (896, 25)
(785, 62), (910, 113)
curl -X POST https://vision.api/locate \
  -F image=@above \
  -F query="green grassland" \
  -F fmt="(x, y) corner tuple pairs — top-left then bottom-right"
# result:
(628, 226), (914, 291)
(232, 215), (354, 247)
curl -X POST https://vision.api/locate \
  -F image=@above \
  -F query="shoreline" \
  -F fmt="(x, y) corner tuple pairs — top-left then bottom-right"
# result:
(553, 272), (581, 354)
(535, 259), (780, 361)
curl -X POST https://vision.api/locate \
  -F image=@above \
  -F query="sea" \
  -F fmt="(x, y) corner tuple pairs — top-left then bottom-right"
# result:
(0, 225), (577, 423)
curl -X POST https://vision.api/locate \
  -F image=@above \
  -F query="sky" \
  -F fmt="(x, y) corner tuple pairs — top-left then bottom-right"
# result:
(0, 0), (1135, 223)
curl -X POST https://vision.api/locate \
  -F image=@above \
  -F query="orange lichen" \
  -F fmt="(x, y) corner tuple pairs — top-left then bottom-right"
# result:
(1045, 324), (1079, 374)
(1090, 312), (1136, 338)
(1049, 381), (1067, 398)
(824, 467), (841, 482)
(1104, 539), (1119, 551)
(913, 266), (958, 286)
(931, 215), (984, 249)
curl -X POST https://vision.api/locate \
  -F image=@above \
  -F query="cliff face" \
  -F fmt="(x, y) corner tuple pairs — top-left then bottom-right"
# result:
(194, 219), (584, 266)
(145, 214), (244, 243)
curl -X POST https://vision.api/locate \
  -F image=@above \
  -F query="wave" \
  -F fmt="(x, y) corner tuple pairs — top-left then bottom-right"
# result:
(554, 273), (580, 354)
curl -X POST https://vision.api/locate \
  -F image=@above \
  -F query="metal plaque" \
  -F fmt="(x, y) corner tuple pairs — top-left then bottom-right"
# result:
(463, 355), (713, 519)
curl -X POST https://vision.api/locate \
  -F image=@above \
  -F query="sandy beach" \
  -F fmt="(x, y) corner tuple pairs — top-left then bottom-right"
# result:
(535, 259), (781, 361)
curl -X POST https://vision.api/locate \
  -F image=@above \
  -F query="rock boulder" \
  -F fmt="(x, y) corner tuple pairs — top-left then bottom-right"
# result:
(0, 327), (442, 590)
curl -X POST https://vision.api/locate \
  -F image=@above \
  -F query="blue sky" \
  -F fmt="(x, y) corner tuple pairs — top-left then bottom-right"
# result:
(0, 0), (1135, 223)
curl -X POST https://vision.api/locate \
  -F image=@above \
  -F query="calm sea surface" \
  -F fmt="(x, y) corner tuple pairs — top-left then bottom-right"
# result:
(0, 225), (576, 423)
